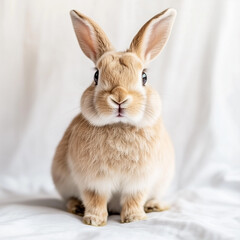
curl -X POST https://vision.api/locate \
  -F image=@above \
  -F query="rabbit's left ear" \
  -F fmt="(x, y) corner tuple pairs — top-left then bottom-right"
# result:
(129, 8), (176, 63)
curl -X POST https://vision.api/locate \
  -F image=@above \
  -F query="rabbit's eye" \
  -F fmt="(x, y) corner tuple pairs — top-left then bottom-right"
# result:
(142, 71), (147, 86)
(94, 70), (99, 85)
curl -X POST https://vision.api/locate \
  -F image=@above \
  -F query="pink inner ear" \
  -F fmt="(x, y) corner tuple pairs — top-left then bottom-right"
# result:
(72, 17), (97, 61)
(145, 16), (172, 61)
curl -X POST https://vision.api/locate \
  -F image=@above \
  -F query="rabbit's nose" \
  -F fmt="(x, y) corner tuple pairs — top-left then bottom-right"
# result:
(110, 98), (128, 106)
(110, 86), (129, 105)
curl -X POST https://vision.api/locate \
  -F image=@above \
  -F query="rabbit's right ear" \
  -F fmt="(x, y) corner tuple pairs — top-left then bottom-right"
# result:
(70, 10), (114, 63)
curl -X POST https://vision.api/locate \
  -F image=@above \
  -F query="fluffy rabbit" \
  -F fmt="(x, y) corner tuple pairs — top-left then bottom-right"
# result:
(52, 8), (176, 226)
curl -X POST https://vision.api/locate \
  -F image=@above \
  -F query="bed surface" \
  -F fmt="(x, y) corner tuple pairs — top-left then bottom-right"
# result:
(0, 187), (239, 240)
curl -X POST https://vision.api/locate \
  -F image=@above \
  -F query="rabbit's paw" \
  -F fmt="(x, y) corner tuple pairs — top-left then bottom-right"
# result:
(144, 199), (170, 213)
(121, 211), (146, 223)
(83, 214), (107, 226)
(66, 197), (85, 216)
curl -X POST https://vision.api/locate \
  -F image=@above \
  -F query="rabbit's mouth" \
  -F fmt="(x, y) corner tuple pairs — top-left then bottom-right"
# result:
(116, 106), (125, 117)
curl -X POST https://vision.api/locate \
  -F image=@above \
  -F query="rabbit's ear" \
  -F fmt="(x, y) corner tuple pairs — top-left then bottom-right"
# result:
(70, 10), (114, 63)
(129, 8), (176, 63)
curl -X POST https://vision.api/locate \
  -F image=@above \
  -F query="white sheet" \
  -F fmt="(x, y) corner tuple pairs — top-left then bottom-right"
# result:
(0, 0), (240, 239)
(0, 188), (239, 240)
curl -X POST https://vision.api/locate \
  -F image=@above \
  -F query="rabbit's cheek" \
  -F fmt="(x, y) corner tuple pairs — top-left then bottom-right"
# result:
(94, 92), (112, 115)
(96, 103), (113, 117)
(126, 94), (145, 117)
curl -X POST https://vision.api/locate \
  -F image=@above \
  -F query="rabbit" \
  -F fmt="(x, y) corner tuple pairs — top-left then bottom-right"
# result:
(52, 8), (176, 226)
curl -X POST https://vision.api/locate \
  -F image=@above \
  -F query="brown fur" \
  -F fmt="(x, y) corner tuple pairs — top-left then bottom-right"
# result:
(82, 190), (108, 226)
(121, 192), (146, 223)
(52, 8), (177, 226)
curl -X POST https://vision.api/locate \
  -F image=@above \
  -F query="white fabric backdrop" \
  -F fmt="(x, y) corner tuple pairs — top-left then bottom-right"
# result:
(0, 0), (240, 239)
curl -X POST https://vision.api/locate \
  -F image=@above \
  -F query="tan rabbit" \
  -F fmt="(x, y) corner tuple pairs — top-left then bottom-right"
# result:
(52, 8), (176, 226)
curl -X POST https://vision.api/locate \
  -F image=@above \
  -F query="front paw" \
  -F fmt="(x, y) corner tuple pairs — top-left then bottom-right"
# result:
(121, 211), (147, 223)
(83, 214), (107, 226)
